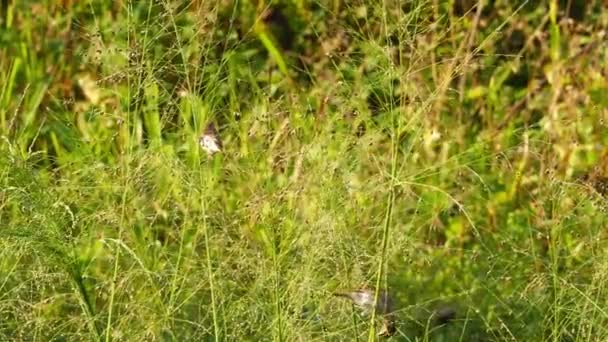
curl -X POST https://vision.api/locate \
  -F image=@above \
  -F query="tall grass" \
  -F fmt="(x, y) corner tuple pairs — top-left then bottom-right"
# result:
(1, 0), (608, 341)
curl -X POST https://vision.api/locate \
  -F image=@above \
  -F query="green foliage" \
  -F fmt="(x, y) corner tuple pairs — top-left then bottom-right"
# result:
(1, 0), (608, 341)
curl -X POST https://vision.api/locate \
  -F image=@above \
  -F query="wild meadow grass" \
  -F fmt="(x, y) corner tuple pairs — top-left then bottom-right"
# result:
(1, 0), (608, 341)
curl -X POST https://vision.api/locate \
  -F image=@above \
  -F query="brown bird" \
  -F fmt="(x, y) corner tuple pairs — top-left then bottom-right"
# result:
(199, 122), (222, 155)
(333, 289), (397, 337)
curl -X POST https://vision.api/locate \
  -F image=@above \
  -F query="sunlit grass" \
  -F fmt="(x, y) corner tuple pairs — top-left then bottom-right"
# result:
(1, 0), (608, 341)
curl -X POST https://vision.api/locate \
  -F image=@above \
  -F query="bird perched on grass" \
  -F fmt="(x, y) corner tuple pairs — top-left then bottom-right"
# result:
(333, 289), (396, 337)
(333, 289), (393, 314)
(199, 122), (222, 155)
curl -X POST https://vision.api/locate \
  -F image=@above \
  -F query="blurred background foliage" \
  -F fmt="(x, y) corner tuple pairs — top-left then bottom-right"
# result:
(1, 0), (608, 340)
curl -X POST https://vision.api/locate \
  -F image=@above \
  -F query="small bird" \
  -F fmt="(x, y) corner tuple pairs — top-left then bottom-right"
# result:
(199, 122), (222, 155)
(378, 318), (396, 337)
(333, 289), (397, 337)
(333, 289), (394, 314)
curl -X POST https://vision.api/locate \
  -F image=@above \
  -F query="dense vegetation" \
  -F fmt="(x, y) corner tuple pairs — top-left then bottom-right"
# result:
(1, 0), (608, 340)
